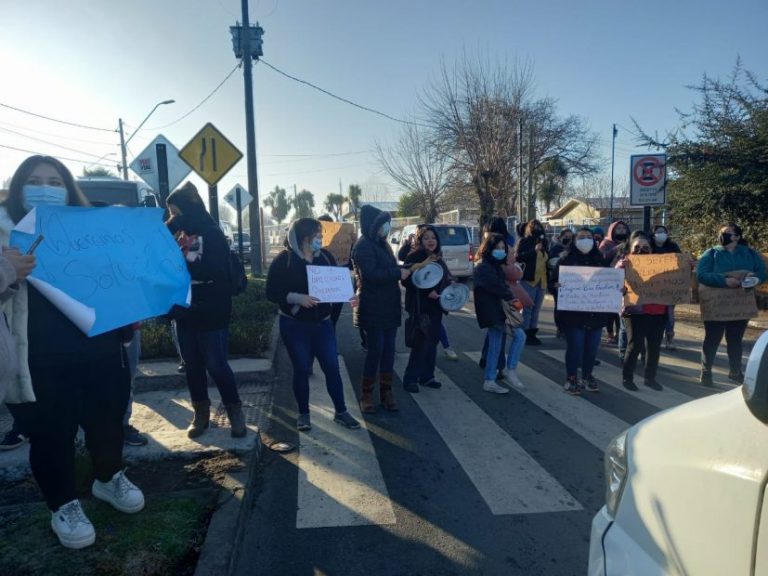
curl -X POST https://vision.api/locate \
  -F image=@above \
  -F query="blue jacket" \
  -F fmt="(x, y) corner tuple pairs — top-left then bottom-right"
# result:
(696, 245), (766, 288)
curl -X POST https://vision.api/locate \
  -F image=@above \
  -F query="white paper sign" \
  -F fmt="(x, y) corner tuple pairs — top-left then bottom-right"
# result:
(307, 265), (354, 303)
(557, 266), (625, 313)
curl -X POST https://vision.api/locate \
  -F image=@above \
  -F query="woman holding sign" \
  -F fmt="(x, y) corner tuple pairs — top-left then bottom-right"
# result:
(0, 155), (144, 549)
(616, 236), (667, 391)
(556, 227), (613, 395)
(696, 223), (766, 386)
(266, 218), (360, 431)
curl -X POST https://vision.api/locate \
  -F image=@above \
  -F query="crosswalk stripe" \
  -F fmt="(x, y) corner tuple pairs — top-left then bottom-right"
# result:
(656, 353), (736, 387)
(394, 354), (583, 515)
(464, 352), (630, 451)
(296, 357), (397, 529)
(537, 349), (697, 411)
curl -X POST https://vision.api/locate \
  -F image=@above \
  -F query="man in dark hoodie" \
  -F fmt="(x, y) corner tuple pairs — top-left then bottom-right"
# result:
(166, 182), (246, 439)
(352, 205), (410, 413)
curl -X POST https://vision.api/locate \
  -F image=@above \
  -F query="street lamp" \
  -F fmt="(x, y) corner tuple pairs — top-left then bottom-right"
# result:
(118, 99), (175, 180)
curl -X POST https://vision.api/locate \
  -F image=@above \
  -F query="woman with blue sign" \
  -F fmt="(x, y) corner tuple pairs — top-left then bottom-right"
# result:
(0, 155), (144, 549)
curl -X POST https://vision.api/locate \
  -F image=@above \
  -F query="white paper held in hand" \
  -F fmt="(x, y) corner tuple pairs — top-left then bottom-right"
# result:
(306, 265), (354, 303)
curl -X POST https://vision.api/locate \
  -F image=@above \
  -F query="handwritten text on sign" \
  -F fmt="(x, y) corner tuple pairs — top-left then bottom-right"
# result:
(698, 284), (758, 322)
(307, 265), (354, 303)
(624, 253), (691, 305)
(557, 266), (624, 313)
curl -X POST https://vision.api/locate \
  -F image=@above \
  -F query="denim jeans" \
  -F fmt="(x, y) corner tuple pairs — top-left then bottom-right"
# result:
(280, 315), (347, 415)
(363, 327), (398, 379)
(481, 331), (506, 370)
(702, 320), (748, 374)
(484, 326), (506, 381)
(403, 317), (440, 385)
(177, 323), (241, 406)
(666, 305), (676, 336)
(564, 326), (603, 379)
(439, 323), (450, 349)
(521, 282), (545, 330)
(122, 329), (141, 427)
(506, 327), (526, 370)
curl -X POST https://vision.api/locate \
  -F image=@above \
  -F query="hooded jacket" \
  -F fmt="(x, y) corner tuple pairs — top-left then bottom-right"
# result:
(265, 220), (337, 323)
(697, 243), (767, 288)
(556, 244), (613, 329)
(351, 205), (401, 330)
(599, 220), (629, 263)
(167, 186), (232, 331)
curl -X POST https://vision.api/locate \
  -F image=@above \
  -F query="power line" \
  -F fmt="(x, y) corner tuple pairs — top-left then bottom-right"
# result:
(0, 102), (115, 133)
(258, 59), (431, 128)
(0, 143), (117, 168)
(146, 63), (241, 130)
(0, 125), (115, 160)
(262, 150), (373, 158)
(0, 119), (116, 146)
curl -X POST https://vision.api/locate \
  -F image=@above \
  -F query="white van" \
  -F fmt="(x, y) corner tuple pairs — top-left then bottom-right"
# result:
(589, 330), (768, 576)
(78, 177), (159, 207)
(393, 224), (474, 280)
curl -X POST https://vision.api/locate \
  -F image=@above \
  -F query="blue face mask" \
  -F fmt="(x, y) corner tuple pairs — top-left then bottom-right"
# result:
(492, 249), (506, 261)
(23, 184), (68, 210)
(311, 238), (323, 252)
(379, 222), (391, 237)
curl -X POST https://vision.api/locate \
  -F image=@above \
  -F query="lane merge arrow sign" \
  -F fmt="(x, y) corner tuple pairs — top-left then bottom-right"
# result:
(179, 123), (243, 186)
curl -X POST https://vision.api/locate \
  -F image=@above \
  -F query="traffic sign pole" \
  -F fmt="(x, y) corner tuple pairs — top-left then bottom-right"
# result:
(156, 143), (169, 207)
(209, 185), (220, 224)
(236, 186), (244, 260)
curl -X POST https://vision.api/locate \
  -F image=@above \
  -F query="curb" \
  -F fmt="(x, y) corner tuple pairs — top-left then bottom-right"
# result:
(193, 316), (280, 576)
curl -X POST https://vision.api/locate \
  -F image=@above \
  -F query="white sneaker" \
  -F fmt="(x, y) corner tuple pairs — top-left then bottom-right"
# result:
(51, 499), (95, 549)
(502, 369), (525, 389)
(444, 348), (459, 361)
(483, 380), (509, 394)
(92, 470), (145, 514)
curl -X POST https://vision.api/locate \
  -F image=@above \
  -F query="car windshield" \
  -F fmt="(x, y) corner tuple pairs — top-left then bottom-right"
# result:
(436, 226), (469, 246)
(233, 233), (250, 242)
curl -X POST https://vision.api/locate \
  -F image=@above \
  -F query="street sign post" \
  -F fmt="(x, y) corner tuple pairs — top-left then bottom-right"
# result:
(224, 184), (253, 260)
(130, 135), (190, 206)
(179, 123), (243, 224)
(630, 154), (667, 206)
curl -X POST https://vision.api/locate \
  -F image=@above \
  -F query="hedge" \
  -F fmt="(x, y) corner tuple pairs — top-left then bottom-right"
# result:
(140, 277), (277, 359)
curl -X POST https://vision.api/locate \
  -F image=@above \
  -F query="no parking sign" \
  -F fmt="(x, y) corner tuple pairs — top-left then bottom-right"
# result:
(630, 154), (666, 206)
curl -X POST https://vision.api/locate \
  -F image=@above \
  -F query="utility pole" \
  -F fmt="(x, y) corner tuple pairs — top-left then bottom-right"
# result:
(609, 124), (617, 222)
(118, 119), (128, 180)
(518, 118), (524, 224)
(527, 127), (535, 221)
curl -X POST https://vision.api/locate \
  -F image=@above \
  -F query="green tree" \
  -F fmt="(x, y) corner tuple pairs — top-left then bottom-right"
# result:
(536, 156), (568, 213)
(397, 191), (420, 217)
(264, 185), (290, 225)
(82, 166), (117, 178)
(347, 184), (362, 220)
(324, 193), (346, 221)
(292, 189), (315, 219)
(635, 60), (768, 253)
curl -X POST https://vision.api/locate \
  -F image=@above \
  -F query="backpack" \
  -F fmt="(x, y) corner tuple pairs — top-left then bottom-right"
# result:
(229, 252), (248, 296)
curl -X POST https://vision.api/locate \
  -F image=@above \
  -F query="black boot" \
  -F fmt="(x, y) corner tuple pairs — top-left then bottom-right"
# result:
(526, 328), (542, 346)
(187, 400), (211, 439)
(225, 402), (247, 438)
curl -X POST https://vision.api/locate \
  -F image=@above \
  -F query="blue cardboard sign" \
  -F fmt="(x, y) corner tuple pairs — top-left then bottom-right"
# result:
(10, 205), (191, 336)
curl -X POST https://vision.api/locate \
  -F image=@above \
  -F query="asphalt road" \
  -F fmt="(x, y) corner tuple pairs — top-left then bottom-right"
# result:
(234, 295), (735, 576)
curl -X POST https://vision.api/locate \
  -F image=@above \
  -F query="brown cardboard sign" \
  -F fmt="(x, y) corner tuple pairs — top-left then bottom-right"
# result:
(320, 222), (357, 266)
(624, 253), (692, 305)
(698, 284), (758, 321)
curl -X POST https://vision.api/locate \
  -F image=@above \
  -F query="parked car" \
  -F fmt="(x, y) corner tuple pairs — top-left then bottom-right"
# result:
(77, 177), (159, 207)
(393, 223), (474, 280)
(588, 330), (768, 576)
(231, 231), (251, 262)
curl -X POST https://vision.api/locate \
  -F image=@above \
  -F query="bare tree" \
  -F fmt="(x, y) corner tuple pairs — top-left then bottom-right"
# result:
(375, 121), (451, 222)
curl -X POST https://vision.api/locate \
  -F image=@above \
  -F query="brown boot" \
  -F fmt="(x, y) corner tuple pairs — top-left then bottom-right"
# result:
(360, 377), (376, 414)
(379, 373), (399, 411)
(187, 400), (211, 439)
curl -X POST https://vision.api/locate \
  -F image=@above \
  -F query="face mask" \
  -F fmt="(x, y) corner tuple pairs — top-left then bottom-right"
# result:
(491, 249), (506, 261)
(379, 222), (391, 238)
(719, 233), (733, 246)
(576, 238), (593, 254)
(311, 238), (323, 252)
(613, 231), (627, 242)
(23, 184), (67, 210)
(561, 237), (571, 246)
(654, 232), (668, 244)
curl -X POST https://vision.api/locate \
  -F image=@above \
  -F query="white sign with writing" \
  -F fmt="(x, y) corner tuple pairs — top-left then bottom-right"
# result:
(307, 265), (354, 303)
(557, 266), (625, 313)
(630, 153), (667, 206)
(130, 134), (190, 193)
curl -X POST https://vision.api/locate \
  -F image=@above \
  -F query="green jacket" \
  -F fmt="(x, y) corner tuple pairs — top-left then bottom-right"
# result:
(696, 244), (767, 287)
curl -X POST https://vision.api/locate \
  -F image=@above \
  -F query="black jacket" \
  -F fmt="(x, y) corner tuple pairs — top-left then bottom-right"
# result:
(266, 248), (337, 323)
(651, 239), (682, 254)
(516, 234), (550, 282)
(556, 247), (613, 330)
(402, 249), (449, 320)
(473, 259), (513, 329)
(351, 205), (401, 330)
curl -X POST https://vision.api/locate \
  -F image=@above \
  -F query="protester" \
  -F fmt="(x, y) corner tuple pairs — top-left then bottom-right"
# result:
(696, 223), (766, 386)
(651, 225), (682, 351)
(515, 219), (549, 345)
(266, 218), (360, 431)
(122, 324), (148, 446)
(0, 249), (35, 402)
(617, 236), (667, 391)
(592, 226), (605, 246)
(556, 227), (613, 395)
(0, 155), (144, 549)
(166, 182), (247, 439)
(474, 233), (526, 394)
(352, 205), (409, 412)
(599, 221), (630, 346)
(547, 228), (574, 338)
(400, 225), (451, 392)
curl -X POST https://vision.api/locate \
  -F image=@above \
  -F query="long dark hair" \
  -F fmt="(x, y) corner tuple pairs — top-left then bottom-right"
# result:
(725, 222), (749, 246)
(4, 155), (89, 223)
(410, 224), (441, 256)
(477, 232), (506, 263)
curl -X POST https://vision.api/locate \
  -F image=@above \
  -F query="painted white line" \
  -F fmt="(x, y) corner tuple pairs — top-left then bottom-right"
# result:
(395, 354), (582, 515)
(296, 357), (396, 529)
(465, 352), (630, 451)
(537, 349), (699, 410)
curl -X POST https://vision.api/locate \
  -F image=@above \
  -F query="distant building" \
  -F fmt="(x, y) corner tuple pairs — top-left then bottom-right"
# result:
(542, 197), (644, 229)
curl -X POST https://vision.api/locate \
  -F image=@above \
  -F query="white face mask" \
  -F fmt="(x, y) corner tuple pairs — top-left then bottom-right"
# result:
(378, 221), (391, 238)
(575, 238), (594, 254)
(654, 232), (668, 244)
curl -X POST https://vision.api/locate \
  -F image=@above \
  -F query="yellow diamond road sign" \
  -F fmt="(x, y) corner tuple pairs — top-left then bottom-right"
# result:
(179, 123), (243, 186)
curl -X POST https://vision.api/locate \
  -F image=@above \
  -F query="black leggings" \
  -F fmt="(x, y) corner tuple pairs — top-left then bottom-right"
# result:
(702, 320), (749, 374)
(623, 314), (667, 381)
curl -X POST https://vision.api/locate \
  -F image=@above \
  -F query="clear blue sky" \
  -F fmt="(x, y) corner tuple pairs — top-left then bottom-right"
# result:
(1, 0), (766, 221)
